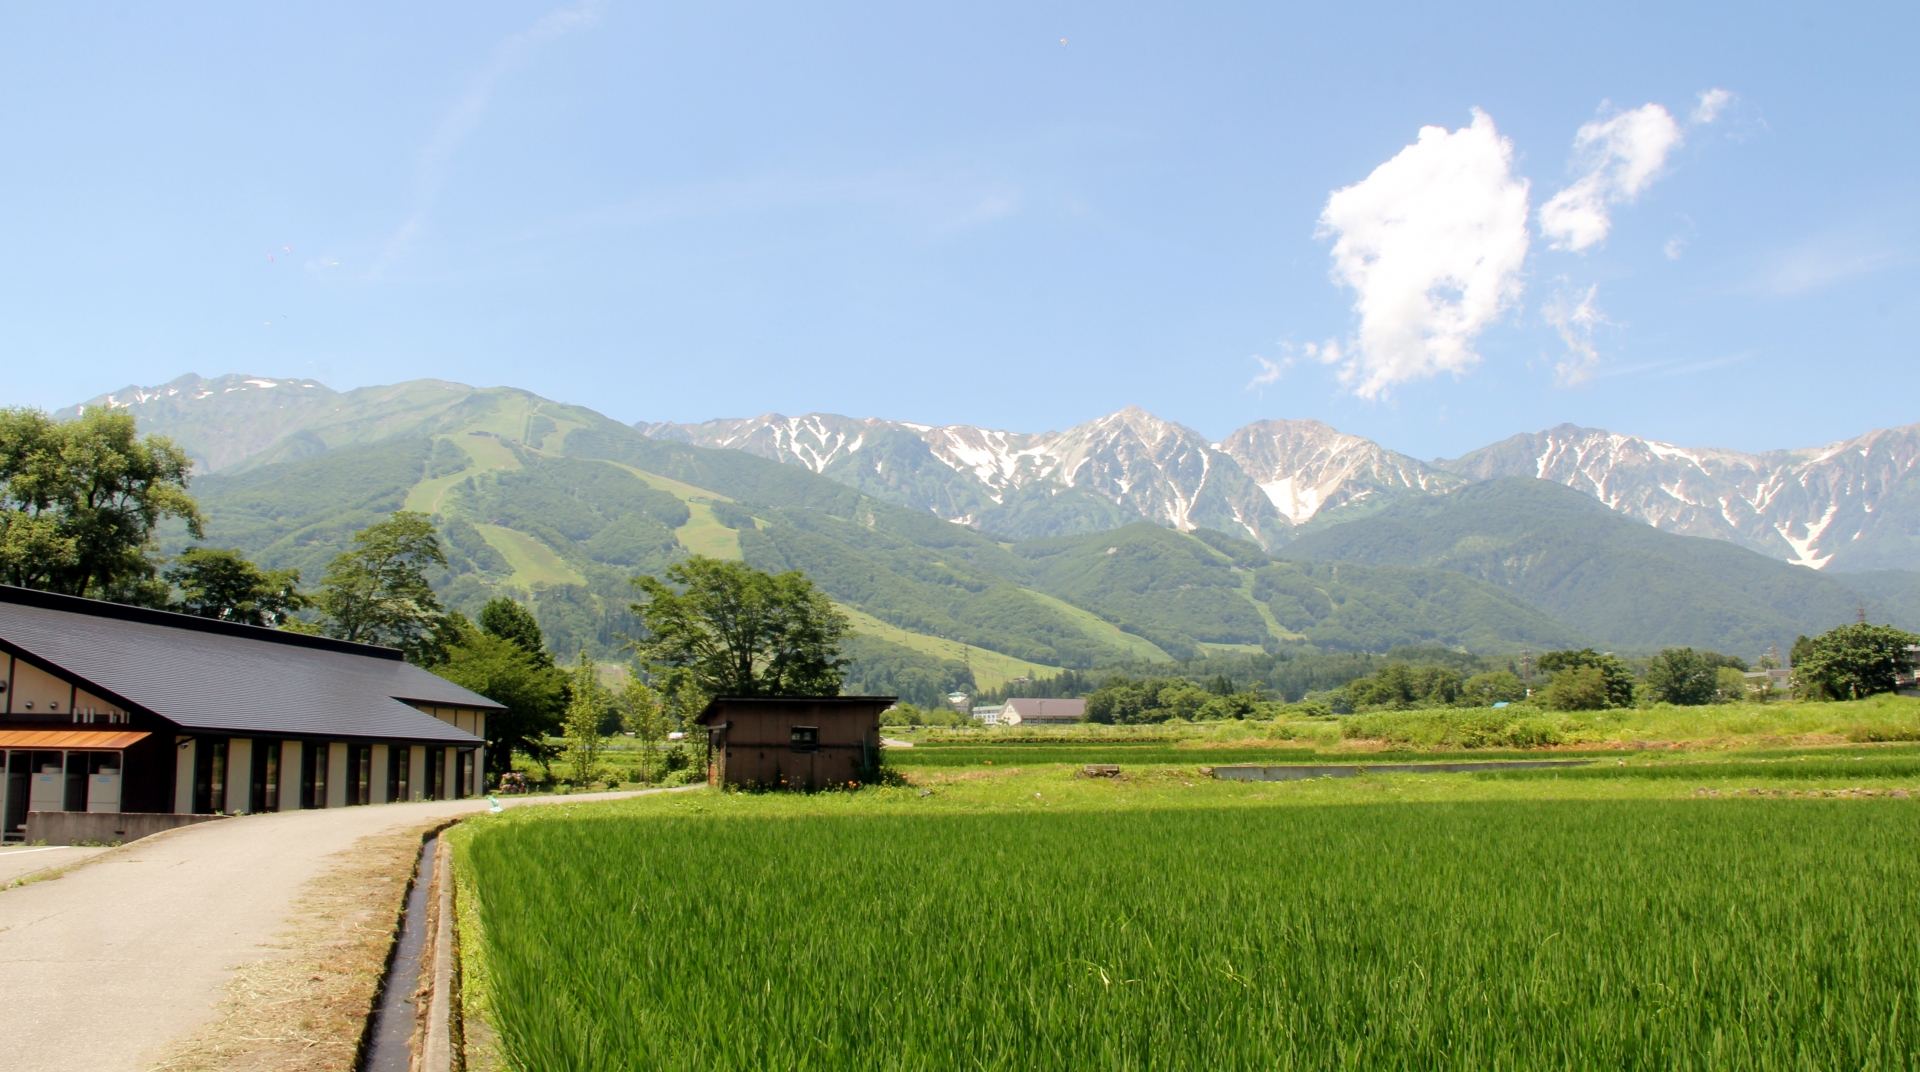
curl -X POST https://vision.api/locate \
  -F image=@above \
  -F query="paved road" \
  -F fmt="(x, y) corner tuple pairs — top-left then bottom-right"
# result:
(0, 843), (112, 887)
(0, 790), (668, 1072)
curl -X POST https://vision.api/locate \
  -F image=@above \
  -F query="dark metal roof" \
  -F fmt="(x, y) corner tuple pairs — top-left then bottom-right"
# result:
(696, 695), (897, 725)
(0, 586), (490, 744)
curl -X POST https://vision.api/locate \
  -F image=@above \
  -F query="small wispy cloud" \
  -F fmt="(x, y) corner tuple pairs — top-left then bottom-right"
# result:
(1539, 102), (1684, 252)
(1757, 231), (1913, 295)
(1544, 282), (1608, 386)
(1245, 354), (1291, 391)
(507, 163), (1029, 245)
(1692, 88), (1735, 124)
(372, 0), (606, 276)
(1590, 351), (1753, 381)
(1316, 109), (1531, 400)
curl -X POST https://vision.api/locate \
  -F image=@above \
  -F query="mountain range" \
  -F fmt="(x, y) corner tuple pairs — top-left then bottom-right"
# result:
(644, 409), (1920, 574)
(46, 373), (1919, 702)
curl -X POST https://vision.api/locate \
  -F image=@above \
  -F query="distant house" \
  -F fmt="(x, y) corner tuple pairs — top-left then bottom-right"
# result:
(970, 703), (1006, 725)
(1742, 668), (1793, 696)
(997, 698), (1086, 726)
(0, 585), (496, 840)
(698, 695), (896, 790)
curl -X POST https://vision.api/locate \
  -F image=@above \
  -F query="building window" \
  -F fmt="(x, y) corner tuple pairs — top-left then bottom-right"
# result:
(347, 744), (372, 806)
(389, 745), (410, 803)
(426, 746), (446, 800)
(254, 741), (280, 813)
(192, 739), (228, 814)
(790, 726), (819, 753)
(301, 741), (327, 809)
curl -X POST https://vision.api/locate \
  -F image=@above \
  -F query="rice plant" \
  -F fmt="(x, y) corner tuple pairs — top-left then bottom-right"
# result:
(465, 800), (1920, 1070)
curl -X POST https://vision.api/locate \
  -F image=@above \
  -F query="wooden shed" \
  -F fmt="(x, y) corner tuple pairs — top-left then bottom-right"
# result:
(697, 695), (895, 790)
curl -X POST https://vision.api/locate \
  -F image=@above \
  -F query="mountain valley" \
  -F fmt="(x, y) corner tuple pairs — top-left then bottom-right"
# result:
(50, 373), (1920, 701)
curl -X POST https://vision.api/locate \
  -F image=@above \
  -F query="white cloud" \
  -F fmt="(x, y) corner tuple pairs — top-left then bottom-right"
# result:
(1693, 88), (1735, 124)
(373, 0), (605, 275)
(1539, 103), (1683, 252)
(1245, 354), (1291, 391)
(1544, 283), (1607, 386)
(1758, 232), (1912, 294)
(1316, 109), (1531, 400)
(1663, 235), (1687, 260)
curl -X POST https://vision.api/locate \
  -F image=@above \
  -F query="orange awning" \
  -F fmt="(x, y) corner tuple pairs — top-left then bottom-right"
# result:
(0, 729), (149, 749)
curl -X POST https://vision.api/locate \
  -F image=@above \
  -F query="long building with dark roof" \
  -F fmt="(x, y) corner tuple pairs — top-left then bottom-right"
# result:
(0, 585), (498, 839)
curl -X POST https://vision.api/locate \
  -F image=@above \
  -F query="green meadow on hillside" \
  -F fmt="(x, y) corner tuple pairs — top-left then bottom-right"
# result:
(454, 759), (1920, 1071)
(178, 414), (1604, 705)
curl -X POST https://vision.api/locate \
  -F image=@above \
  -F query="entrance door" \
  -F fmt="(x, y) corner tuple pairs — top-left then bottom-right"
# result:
(388, 745), (410, 803)
(3, 752), (29, 840)
(250, 741), (279, 813)
(191, 739), (228, 814)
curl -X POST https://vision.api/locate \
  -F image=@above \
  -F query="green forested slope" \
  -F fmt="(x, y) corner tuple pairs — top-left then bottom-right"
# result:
(172, 408), (1598, 704)
(168, 392), (1862, 688)
(1011, 523), (1583, 656)
(1280, 477), (1878, 655)
(1832, 570), (1920, 631)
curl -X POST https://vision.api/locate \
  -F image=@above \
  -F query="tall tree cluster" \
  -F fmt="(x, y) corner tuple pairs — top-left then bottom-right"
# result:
(628, 555), (851, 698)
(0, 407), (202, 602)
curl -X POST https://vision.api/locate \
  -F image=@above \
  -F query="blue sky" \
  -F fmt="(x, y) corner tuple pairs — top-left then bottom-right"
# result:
(2, 2), (1914, 460)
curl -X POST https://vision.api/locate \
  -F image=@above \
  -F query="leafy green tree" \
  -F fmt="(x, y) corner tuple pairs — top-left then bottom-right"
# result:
(1715, 666), (1752, 704)
(1535, 649), (1636, 708)
(480, 596), (553, 668)
(1644, 648), (1718, 706)
(1793, 623), (1920, 700)
(1343, 664), (1464, 711)
(0, 407), (202, 601)
(1538, 666), (1613, 711)
(315, 512), (447, 660)
(628, 556), (852, 697)
(1700, 651), (1749, 672)
(164, 547), (309, 626)
(1461, 670), (1526, 707)
(616, 674), (668, 782)
(429, 613), (567, 779)
(562, 652), (611, 785)
(1195, 691), (1266, 720)
(1084, 676), (1212, 724)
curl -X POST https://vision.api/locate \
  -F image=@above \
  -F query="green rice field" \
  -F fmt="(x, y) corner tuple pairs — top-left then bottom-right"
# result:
(461, 788), (1920, 1070)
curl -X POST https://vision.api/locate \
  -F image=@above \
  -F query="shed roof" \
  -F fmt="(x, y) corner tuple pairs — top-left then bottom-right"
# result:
(0, 586), (490, 744)
(696, 695), (897, 725)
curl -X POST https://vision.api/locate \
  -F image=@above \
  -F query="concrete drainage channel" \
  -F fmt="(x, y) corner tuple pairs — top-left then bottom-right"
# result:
(361, 831), (460, 1072)
(354, 786), (710, 1071)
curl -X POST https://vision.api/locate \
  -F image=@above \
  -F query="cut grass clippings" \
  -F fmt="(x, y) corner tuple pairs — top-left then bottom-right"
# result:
(147, 825), (433, 1072)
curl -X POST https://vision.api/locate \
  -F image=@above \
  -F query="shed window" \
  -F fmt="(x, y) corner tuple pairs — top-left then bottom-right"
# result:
(790, 726), (819, 752)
